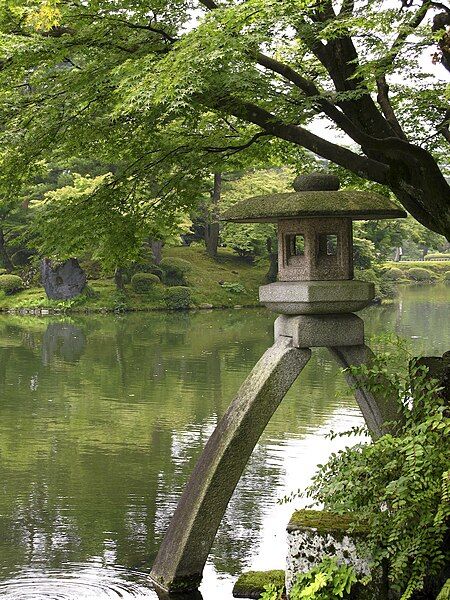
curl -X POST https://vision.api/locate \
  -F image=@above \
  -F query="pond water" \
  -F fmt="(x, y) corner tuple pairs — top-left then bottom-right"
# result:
(0, 285), (448, 599)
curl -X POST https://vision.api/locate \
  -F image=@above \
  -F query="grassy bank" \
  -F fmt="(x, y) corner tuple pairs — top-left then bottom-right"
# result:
(0, 247), (269, 313)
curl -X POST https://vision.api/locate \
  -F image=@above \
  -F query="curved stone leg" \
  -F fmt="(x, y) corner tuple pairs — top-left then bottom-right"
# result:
(150, 338), (311, 592)
(329, 344), (402, 439)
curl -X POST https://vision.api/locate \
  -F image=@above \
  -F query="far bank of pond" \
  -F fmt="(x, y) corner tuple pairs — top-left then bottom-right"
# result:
(0, 285), (448, 600)
(0, 247), (448, 315)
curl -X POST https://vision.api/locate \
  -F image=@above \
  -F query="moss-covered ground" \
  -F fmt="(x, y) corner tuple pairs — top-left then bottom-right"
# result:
(0, 247), (269, 313)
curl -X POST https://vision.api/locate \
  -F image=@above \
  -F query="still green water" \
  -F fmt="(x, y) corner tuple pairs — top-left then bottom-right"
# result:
(0, 285), (448, 599)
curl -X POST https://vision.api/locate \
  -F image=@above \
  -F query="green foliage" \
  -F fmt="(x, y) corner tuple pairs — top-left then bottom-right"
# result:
(164, 286), (191, 310)
(353, 237), (376, 270)
(304, 340), (450, 599)
(260, 582), (283, 600)
(0, 274), (24, 294)
(355, 267), (396, 301)
(437, 579), (450, 600)
(384, 261), (450, 276)
(444, 271), (450, 282)
(160, 257), (191, 286)
(220, 281), (245, 294)
(407, 267), (436, 282)
(131, 272), (160, 293)
(290, 558), (357, 600)
(384, 267), (405, 281)
(0, 268), (8, 275)
(427, 253), (450, 261)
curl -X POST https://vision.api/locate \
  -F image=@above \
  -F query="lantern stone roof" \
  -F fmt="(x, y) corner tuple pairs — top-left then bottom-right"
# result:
(220, 173), (407, 223)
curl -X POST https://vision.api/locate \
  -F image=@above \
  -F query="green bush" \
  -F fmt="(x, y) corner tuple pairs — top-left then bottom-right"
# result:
(131, 272), (160, 292)
(160, 257), (191, 285)
(355, 267), (396, 301)
(164, 286), (191, 310)
(384, 267), (405, 280)
(0, 274), (24, 294)
(384, 261), (450, 275)
(407, 267), (436, 281)
(426, 253), (450, 261)
(302, 341), (450, 598)
(444, 271), (450, 283)
(0, 268), (8, 275)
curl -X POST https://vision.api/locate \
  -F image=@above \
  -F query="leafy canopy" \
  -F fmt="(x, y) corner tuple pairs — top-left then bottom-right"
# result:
(0, 0), (449, 242)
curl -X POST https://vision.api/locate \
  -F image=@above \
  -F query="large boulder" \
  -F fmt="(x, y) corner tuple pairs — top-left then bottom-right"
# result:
(41, 258), (86, 300)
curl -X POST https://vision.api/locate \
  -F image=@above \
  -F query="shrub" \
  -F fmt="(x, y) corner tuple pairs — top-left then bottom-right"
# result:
(407, 267), (436, 281)
(160, 257), (191, 285)
(384, 267), (404, 280)
(131, 272), (160, 292)
(426, 253), (450, 261)
(0, 274), (24, 294)
(0, 268), (8, 275)
(164, 286), (191, 310)
(384, 261), (450, 275)
(301, 341), (450, 599)
(444, 271), (450, 283)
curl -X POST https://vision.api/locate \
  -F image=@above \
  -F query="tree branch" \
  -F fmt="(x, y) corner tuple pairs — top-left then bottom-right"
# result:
(256, 52), (376, 146)
(204, 131), (269, 154)
(376, 75), (408, 139)
(205, 93), (390, 184)
(198, 0), (219, 9)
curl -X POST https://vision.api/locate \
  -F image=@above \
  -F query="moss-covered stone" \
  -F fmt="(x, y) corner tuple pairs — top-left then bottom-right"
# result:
(287, 509), (368, 536)
(221, 191), (406, 223)
(437, 579), (450, 600)
(232, 570), (285, 599)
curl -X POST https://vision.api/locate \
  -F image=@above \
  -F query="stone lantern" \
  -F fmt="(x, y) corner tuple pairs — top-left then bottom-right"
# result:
(222, 172), (405, 316)
(150, 173), (406, 595)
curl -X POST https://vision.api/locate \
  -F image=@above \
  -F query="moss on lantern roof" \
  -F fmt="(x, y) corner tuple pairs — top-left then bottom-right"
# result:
(221, 191), (406, 222)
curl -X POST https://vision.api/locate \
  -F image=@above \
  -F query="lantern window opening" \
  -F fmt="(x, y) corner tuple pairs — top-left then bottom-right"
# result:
(318, 233), (338, 257)
(286, 234), (305, 266)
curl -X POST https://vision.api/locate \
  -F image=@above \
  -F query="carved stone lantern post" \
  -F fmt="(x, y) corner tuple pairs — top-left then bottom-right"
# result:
(150, 173), (406, 595)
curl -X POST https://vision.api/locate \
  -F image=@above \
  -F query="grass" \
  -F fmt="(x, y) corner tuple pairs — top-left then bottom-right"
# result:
(0, 246), (269, 313)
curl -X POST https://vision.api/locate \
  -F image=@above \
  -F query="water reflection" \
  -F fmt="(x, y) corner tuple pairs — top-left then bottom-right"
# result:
(0, 285), (448, 599)
(42, 322), (86, 365)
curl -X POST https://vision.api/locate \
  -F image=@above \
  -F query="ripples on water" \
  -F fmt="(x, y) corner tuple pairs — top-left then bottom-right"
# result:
(0, 285), (448, 599)
(0, 564), (153, 599)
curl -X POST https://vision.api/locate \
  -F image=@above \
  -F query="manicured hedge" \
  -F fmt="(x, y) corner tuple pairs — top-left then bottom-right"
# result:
(160, 257), (191, 286)
(407, 267), (436, 281)
(426, 253), (450, 261)
(131, 272), (160, 292)
(384, 261), (450, 275)
(164, 286), (191, 310)
(384, 267), (405, 280)
(0, 274), (24, 294)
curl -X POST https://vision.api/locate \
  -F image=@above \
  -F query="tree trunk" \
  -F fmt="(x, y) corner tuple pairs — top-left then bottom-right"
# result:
(151, 240), (163, 265)
(0, 229), (14, 272)
(205, 173), (221, 258)
(114, 267), (125, 291)
(265, 237), (278, 282)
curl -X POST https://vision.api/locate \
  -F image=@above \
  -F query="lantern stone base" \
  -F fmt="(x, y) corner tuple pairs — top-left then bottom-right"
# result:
(259, 280), (374, 315)
(286, 510), (386, 599)
(275, 313), (364, 347)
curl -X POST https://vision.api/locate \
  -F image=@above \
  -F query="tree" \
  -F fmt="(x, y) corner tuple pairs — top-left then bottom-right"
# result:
(0, 0), (449, 241)
(31, 172), (192, 287)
